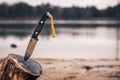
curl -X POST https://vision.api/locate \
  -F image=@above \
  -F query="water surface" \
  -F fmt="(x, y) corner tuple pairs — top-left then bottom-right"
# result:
(0, 20), (120, 59)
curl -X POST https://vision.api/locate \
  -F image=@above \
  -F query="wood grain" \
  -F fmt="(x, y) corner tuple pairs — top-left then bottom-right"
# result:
(0, 54), (42, 80)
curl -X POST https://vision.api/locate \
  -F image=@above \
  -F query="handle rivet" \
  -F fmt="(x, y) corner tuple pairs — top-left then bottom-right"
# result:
(35, 32), (38, 34)
(41, 21), (43, 23)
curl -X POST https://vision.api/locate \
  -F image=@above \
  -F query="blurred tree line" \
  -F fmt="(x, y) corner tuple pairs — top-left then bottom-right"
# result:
(0, 2), (120, 19)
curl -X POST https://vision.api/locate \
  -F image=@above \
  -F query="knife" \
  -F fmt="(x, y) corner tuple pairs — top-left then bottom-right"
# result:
(24, 12), (56, 61)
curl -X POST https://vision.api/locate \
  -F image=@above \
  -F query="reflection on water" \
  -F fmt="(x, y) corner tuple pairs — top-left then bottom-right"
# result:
(0, 24), (34, 38)
(0, 21), (120, 59)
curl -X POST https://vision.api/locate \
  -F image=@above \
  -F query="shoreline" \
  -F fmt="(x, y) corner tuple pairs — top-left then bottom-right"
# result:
(0, 19), (120, 26)
(34, 58), (120, 80)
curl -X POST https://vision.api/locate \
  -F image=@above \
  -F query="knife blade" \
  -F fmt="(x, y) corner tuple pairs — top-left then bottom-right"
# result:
(24, 38), (37, 61)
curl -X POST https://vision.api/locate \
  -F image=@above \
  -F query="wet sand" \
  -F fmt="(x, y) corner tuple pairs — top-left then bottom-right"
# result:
(34, 59), (120, 80)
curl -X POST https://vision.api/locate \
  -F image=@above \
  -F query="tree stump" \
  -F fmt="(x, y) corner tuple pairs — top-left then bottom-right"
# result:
(0, 54), (42, 80)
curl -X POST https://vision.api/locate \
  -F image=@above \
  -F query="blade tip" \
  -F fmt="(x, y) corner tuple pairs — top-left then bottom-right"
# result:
(24, 55), (29, 61)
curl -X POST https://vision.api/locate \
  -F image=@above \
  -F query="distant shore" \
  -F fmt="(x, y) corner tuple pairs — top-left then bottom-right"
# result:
(0, 19), (120, 26)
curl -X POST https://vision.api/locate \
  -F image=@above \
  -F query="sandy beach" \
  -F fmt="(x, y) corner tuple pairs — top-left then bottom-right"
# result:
(34, 59), (120, 80)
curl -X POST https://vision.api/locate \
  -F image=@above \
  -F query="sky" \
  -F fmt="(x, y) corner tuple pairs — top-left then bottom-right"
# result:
(0, 0), (119, 9)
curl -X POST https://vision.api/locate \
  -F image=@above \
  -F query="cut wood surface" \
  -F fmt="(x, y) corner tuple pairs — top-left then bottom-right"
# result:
(0, 54), (42, 80)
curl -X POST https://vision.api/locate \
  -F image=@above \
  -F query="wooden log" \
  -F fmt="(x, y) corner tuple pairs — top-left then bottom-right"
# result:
(0, 54), (42, 80)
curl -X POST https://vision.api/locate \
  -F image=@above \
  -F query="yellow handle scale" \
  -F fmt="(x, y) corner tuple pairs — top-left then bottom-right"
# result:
(46, 12), (56, 37)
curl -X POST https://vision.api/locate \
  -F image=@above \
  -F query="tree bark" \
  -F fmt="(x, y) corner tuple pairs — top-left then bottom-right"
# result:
(0, 54), (42, 80)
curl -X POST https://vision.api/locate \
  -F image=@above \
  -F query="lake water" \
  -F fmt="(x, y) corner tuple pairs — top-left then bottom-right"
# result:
(0, 20), (120, 59)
